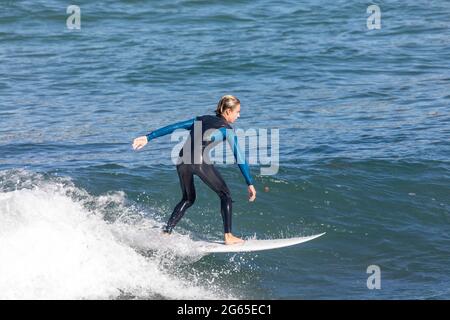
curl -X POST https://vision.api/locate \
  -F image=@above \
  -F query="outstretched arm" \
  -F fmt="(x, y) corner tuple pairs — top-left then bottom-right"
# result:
(132, 118), (195, 150)
(146, 118), (195, 141)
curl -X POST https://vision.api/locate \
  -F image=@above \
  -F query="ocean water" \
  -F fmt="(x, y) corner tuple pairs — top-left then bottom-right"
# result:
(0, 0), (449, 299)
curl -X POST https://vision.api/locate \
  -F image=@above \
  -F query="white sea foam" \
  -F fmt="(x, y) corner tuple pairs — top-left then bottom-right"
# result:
(0, 170), (232, 300)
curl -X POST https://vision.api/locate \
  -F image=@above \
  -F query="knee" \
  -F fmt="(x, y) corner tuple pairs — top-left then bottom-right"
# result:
(218, 191), (232, 202)
(183, 196), (196, 207)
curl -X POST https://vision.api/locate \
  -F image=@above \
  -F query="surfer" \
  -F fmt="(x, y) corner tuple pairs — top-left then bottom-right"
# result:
(132, 95), (256, 245)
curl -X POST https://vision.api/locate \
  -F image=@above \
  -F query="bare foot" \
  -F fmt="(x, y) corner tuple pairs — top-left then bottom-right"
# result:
(224, 233), (245, 245)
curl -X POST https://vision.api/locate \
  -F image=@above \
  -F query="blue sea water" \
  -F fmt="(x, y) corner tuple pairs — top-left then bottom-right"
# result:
(0, 0), (449, 299)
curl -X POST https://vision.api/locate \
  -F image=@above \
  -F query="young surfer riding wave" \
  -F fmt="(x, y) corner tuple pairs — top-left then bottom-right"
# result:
(132, 95), (256, 245)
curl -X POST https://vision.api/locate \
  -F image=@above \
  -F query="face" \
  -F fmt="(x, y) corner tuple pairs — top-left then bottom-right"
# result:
(224, 104), (241, 123)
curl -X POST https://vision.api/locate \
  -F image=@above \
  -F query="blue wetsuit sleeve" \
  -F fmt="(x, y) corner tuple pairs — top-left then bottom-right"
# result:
(146, 118), (195, 141)
(217, 127), (254, 186)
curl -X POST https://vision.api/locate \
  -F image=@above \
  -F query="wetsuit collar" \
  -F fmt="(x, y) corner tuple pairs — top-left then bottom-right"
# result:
(217, 114), (230, 124)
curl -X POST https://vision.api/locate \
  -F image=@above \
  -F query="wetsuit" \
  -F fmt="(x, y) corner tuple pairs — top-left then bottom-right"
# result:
(146, 114), (253, 234)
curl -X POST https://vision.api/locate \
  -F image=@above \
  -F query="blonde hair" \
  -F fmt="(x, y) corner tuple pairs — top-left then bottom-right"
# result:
(215, 95), (240, 116)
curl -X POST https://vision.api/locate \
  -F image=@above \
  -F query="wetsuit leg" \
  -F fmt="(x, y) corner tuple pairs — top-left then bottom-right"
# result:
(194, 164), (233, 233)
(164, 163), (196, 233)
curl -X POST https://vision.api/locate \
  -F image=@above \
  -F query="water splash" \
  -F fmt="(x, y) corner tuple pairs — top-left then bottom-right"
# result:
(0, 169), (234, 299)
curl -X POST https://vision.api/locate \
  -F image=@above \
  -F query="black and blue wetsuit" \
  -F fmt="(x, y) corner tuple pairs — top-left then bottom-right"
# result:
(146, 114), (253, 234)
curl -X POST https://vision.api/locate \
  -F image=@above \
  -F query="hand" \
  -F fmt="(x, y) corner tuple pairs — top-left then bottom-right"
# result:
(132, 136), (148, 150)
(248, 185), (256, 202)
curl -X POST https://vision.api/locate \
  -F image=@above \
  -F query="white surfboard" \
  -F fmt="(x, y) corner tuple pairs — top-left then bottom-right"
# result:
(196, 232), (325, 253)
